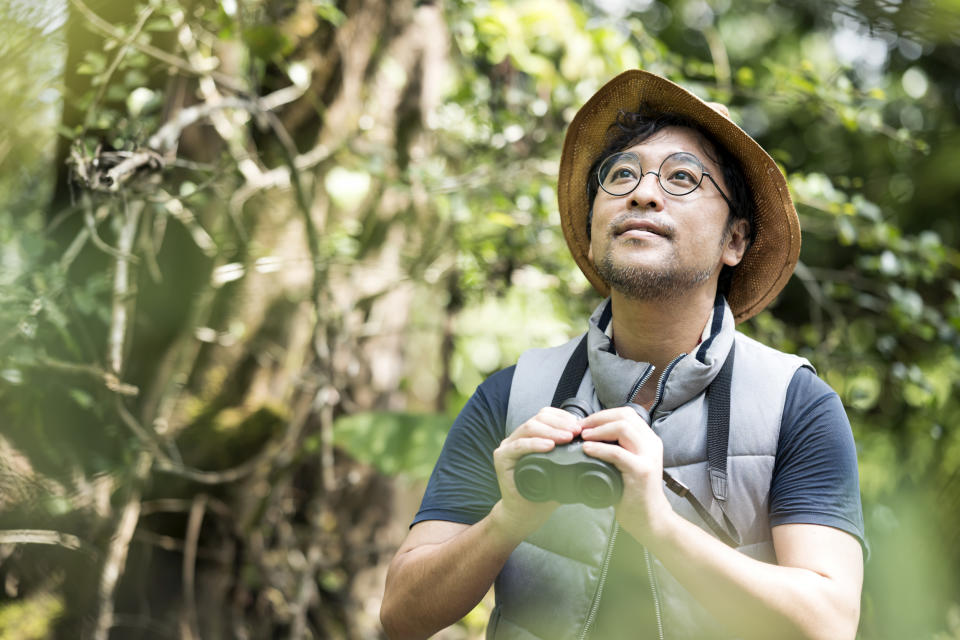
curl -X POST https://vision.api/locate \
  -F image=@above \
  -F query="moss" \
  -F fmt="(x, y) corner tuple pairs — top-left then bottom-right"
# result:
(0, 591), (63, 640)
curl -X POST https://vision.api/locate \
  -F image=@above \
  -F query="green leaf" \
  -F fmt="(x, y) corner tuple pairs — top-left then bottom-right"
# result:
(69, 389), (95, 410)
(76, 52), (105, 77)
(315, 0), (345, 27)
(243, 25), (291, 61)
(332, 411), (452, 480)
(486, 211), (518, 228)
(145, 16), (175, 32)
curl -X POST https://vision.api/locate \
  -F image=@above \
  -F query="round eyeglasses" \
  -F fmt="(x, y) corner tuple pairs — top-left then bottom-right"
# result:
(597, 151), (733, 208)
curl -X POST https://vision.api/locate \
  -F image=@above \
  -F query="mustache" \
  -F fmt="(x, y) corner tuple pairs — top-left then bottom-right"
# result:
(608, 212), (674, 238)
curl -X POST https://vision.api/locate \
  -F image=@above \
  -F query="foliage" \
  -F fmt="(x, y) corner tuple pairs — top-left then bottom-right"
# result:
(332, 412), (452, 481)
(1, 0), (959, 638)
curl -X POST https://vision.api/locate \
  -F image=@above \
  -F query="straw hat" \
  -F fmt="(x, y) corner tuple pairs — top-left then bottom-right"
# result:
(558, 69), (801, 323)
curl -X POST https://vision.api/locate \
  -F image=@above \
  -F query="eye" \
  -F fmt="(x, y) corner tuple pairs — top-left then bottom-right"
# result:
(611, 166), (638, 182)
(666, 168), (697, 186)
(661, 152), (704, 191)
(600, 158), (639, 188)
(599, 153), (644, 193)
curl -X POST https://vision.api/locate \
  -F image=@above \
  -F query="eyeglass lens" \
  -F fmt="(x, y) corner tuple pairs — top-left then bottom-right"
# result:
(598, 152), (706, 197)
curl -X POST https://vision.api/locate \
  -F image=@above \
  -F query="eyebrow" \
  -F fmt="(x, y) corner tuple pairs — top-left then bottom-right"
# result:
(617, 147), (711, 170)
(624, 131), (722, 169)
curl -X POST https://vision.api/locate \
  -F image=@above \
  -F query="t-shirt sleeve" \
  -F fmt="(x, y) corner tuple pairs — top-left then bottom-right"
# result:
(411, 366), (514, 527)
(769, 367), (867, 553)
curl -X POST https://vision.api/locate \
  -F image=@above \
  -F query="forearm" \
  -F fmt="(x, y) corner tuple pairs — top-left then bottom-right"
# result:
(645, 515), (860, 640)
(383, 406), (577, 638)
(380, 505), (523, 640)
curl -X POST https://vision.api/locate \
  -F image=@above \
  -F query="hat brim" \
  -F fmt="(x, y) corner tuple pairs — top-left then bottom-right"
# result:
(558, 70), (801, 323)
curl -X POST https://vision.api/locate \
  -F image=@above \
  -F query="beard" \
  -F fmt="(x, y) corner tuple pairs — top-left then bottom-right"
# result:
(594, 245), (714, 301)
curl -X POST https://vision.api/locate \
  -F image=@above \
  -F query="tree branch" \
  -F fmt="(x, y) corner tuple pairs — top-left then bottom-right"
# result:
(92, 450), (153, 640)
(120, 380), (318, 486)
(793, 259), (835, 330)
(87, 5), (154, 126)
(703, 26), (732, 97)
(28, 356), (140, 396)
(0, 529), (84, 550)
(81, 199), (139, 259)
(148, 93), (304, 155)
(180, 494), (206, 640)
(289, 541), (322, 640)
(68, 0), (247, 94)
(93, 195), (150, 640)
(141, 497), (232, 519)
(289, 392), (337, 639)
(108, 199), (143, 375)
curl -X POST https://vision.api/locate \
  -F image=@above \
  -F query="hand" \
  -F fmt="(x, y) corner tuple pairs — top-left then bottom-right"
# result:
(579, 407), (676, 541)
(490, 406), (581, 541)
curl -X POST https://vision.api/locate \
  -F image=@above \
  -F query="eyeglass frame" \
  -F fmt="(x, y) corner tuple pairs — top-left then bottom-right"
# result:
(596, 151), (734, 210)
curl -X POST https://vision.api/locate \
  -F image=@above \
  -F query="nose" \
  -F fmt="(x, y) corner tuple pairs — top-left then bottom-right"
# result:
(627, 171), (664, 211)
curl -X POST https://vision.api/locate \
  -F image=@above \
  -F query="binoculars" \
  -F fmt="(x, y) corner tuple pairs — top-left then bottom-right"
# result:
(514, 398), (644, 509)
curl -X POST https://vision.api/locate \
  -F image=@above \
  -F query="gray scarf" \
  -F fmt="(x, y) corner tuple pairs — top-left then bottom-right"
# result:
(584, 297), (735, 415)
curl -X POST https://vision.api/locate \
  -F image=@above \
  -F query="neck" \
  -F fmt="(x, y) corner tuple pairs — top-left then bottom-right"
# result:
(608, 285), (719, 374)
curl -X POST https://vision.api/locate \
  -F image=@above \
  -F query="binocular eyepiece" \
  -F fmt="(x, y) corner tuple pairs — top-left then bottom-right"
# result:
(514, 398), (628, 509)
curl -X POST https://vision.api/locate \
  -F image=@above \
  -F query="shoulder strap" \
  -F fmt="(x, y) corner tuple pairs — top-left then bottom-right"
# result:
(706, 342), (735, 502)
(550, 334), (589, 408)
(704, 342), (741, 546)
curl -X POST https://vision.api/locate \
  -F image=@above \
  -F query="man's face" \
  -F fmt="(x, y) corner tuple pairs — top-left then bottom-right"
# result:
(587, 126), (748, 301)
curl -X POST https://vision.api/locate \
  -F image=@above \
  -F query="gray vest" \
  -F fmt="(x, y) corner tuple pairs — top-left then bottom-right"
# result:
(487, 299), (811, 640)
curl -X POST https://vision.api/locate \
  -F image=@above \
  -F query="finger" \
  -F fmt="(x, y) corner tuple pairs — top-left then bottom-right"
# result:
(580, 406), (648, 429)
(494, 437), (556, 487)
(512, 416), (580, 442)
(494, 436), (556, 464)
(580, 420), (644, 452)
(580, 440), (633, 471)
(581, 441), (662, 492)
(510, 422), (577, 446)
(531, 406), (583, 432)
(586, 419), (663, 451)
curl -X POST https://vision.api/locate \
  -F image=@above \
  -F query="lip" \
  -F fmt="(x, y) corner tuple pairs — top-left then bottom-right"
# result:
(620, 228), (661, 240)
(614, 219), (669, 238)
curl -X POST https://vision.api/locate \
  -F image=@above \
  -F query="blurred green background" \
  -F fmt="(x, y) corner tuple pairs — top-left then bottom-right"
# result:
(1, 0), (959, 637)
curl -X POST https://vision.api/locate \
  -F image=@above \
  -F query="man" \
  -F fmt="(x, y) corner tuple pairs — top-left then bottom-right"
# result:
(381, 70), (865, 640)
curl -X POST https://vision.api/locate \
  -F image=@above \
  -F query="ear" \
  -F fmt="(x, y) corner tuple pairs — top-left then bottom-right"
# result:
(722, 218), (750, 267)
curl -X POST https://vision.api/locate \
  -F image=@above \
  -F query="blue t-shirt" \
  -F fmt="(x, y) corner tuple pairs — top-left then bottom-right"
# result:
(414, 363), (866, 638)
(415, 365), (865, 544)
